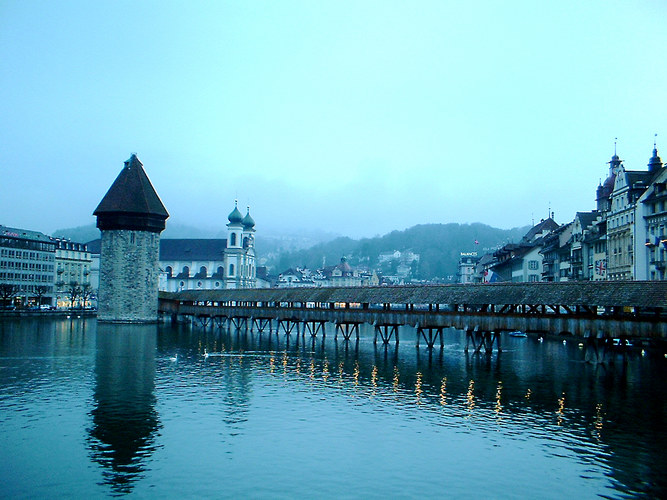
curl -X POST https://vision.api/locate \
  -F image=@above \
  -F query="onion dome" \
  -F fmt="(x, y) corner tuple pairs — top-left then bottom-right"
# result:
(228, 202), (243, 224)
(242, 207), (255, 229)
(93, 154), (169, 233)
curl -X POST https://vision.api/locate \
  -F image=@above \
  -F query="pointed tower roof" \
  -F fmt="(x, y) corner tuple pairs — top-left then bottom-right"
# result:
(93, 154), (169, 233)
(648, 135), (662, 174)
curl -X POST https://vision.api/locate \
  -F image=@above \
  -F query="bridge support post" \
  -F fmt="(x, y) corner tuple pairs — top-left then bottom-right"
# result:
(277, 318), (299, 337)
(213, 316), (227, 330)
(230, 316), (248, 332)
(304, 320), (326, 339)
(374, 324), (399, 345)
(335, 322), (360, 342)
(252, 317), (273, 335)
(416, 326), (445, 349)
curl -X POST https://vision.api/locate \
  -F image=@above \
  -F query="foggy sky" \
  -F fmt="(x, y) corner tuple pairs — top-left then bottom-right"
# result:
(1, 1), (666, 240)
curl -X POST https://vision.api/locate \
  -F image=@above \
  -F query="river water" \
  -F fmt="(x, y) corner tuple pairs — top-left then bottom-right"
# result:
(0, 318), (665, 499)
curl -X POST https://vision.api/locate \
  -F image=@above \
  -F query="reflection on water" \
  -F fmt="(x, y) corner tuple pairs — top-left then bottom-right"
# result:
(87, 324), (160, 495)
(0, 319), (666, 497)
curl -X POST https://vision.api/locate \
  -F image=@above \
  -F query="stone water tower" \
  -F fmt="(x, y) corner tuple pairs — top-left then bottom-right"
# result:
(93, 154), (169, 323)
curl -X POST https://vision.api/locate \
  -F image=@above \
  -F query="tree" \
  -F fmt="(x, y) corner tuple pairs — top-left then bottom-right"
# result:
(80, 283), (93, 309)
(67, 281), (82, 309)
(33, 285), (49, 307)
(0, 283), (18, 308)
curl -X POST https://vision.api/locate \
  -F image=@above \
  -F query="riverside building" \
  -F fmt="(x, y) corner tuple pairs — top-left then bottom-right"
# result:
(0, 225), (56, 307)
(53, 238), (92, 309)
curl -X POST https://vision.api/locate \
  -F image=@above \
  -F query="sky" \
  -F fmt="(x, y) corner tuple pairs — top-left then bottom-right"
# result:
(1, 0), (666, 240)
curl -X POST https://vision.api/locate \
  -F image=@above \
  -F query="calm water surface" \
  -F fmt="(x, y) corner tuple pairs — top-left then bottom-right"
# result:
(0, 318), (666, 498)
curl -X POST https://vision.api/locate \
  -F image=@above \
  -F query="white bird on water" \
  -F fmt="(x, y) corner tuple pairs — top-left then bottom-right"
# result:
(170, 354), (178, 362)
(203, 349), (209, 358)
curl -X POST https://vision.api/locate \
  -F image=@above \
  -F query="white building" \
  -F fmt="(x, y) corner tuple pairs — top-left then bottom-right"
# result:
(635, 147), (666, 280)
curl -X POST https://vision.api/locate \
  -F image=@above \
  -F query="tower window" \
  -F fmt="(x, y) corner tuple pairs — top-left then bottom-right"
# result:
(230, 233), (237, 246)
(229, 264), (235, 276)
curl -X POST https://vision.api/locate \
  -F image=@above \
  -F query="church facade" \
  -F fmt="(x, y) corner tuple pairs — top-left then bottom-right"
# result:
(159, 203), (257, 291)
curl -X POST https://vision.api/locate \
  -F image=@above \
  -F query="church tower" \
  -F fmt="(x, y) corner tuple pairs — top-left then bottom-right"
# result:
(93, 154), (169, 323)
(225, 202), (244, 289)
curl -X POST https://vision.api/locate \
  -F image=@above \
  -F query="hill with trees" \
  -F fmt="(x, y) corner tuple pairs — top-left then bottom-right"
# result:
(270, 223), (529, 281)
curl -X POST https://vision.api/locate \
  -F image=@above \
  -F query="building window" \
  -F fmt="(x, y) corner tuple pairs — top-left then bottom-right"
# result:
(528, 260), (539, 270)
(230, 233), (237, 246)
(229, 264), (235, 276)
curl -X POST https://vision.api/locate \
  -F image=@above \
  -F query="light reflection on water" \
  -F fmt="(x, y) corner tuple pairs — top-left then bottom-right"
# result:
(0, 318), (665, 498)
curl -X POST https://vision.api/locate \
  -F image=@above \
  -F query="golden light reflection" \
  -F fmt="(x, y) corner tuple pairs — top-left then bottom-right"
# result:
(415, 372), (423, 405)
(371, 366), (378, 395)
(338, 362), (344, 384)
(353, 361), (360, 387)
(282, 352), (288, 376)
(495, 381), (503, 415)
(269, 355), (275, 374)
(594, 403), (604, 440)
(323, 360), (330, 383)
(309, 359), (315, 380)
(439, 377), (447, 406)
(557, 392), (566, 426)
(392, 366), (400, 393)
(466, 380), (475, 413)
(295, 358), (301, 375)
(525, 388), (532, 400)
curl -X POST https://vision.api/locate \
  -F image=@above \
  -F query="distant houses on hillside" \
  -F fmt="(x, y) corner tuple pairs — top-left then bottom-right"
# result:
(276, 257), (380, 288)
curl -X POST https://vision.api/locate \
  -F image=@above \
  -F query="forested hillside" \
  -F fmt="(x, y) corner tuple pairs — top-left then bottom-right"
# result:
(272, 223), (529, 280)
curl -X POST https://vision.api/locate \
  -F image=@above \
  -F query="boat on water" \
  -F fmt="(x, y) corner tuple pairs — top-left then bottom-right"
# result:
(508, 330), (527, 338)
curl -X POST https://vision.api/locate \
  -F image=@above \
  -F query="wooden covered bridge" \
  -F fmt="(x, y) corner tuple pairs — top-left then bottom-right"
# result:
(158, 281), (667, 354)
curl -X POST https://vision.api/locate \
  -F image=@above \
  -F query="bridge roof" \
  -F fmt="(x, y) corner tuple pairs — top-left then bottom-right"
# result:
(160, 281), (667, 308)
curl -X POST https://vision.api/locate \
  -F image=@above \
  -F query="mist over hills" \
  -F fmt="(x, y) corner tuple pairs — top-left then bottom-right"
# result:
(52, 222), (340, 258)
(53, 221), (529, 281)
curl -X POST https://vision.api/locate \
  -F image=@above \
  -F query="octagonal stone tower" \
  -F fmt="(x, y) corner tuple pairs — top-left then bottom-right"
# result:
(93, 154), (169, 323)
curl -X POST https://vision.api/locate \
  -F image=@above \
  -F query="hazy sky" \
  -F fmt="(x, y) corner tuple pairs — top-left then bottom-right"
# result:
(1, 0), (666, 239)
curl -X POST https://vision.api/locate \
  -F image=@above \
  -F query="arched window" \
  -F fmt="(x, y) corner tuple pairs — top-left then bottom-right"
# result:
(217, 266), (224, 277)
(165, 266), (173, 278)
(229, 264), (235, 276)
(243, 237), (249, 248)
(182, 266), (190, 277)
(230, 233), (237, 246)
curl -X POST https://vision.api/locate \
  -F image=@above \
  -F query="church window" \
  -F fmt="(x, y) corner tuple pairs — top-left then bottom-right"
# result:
(182, 266), (190, 277)
(229, 264), (235, 276)
(165, 266), (173, 277)
(230, 233), (237, 246)
(215, 282), (220, 288)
